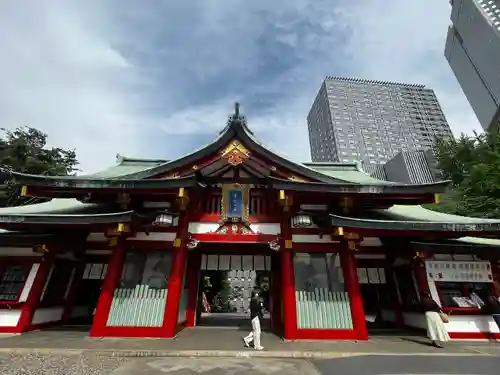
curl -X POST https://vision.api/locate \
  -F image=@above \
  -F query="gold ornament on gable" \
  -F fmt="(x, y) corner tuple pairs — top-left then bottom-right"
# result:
(221, 140), (250, 166)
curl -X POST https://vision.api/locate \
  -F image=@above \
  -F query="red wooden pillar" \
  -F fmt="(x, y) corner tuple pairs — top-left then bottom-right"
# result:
(489, 260), (500, 298)
(17, 252), (55, 332)
(61, 258), (86, 324)
(271, 252), (282, 330)
(280, 215), (297, 340)
(89, 240), (125, 338)
(340, 246), (368, 340)
(412, 257), (429, 295)
(162, 211), (190, 337)
(185, 251), (202, 328)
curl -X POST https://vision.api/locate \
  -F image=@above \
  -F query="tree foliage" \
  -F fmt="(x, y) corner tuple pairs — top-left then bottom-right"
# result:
(0, 127), (79, 207)
(428, 128), (500, 218)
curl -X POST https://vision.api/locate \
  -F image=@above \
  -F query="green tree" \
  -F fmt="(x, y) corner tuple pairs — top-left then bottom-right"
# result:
(428, 128), (500, 218)
(0, 127), (79, 207)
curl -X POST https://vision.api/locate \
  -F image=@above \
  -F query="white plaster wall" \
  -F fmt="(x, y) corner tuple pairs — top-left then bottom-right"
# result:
(188, 222), (220, 233)
(446, 315), (500, 333)
(0, 247), (42, 256)
(18, 263), (40, 302)
(292, 234), (340, 243)
(249, 223), (280, 234)
(130, 232), (176, 241)
(0, 310), (21, 327)
(402, 313), (500, 334)
(32, 307), (64, 325)
(87, 233), (107, 242)
(360, 237), (382, 247)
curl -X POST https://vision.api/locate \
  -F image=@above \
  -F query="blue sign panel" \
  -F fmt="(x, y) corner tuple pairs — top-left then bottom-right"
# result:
(227, 189), (243, 218)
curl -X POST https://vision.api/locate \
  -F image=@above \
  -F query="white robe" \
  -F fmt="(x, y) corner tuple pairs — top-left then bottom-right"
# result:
(425, 311), (450, 342)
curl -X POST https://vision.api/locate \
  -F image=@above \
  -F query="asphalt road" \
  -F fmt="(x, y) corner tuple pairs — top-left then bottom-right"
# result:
(313, 355), (500, 375)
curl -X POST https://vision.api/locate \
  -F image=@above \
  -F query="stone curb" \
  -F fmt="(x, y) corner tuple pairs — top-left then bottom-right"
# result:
(0, 348), (492, 359)
(106, 350), (493, 358)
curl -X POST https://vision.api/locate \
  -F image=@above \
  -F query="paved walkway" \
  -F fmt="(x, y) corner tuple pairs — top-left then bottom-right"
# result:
(0, 328), (499, 374)
(0, 326), (498, 356)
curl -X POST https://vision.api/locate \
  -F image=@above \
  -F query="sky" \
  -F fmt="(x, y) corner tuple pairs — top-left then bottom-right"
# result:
(0, 0), (482, 173)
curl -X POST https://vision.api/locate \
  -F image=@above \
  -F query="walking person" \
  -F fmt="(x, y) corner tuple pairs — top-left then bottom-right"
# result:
(243, 290), (265, 350)
(419, 292), (450, 348)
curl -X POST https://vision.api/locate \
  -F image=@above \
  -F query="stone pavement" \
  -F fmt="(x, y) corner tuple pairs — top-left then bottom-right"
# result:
(0, 327), (498, 356)
(0, 327), (499, 374)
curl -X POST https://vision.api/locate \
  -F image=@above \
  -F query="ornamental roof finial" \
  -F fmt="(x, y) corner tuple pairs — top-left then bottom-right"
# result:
(234, 102), (240, 118)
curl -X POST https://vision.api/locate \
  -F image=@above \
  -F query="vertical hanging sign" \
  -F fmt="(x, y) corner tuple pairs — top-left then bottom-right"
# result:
(228, 189), (243, 218)
(221, 184), (250, 222)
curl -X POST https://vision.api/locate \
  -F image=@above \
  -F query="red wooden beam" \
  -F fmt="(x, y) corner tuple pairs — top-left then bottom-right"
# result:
(190, 233), (276, 243)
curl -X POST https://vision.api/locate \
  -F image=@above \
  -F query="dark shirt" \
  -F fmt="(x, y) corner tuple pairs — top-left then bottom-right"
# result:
(250, 297), (264, 321)
(420, 296), (441, 313)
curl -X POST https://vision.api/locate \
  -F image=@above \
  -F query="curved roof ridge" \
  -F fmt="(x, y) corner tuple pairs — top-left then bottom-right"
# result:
(116, 155), (168, 165)
(118, 129), (229, 179)
(239, 128), (349, 182)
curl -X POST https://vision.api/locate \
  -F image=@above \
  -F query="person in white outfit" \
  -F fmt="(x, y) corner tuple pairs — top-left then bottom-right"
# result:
(420, 293), (450, 348)
(243, 290), (264, 350)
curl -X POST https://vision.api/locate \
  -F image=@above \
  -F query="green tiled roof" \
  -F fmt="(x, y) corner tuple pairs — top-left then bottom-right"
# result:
(453, 236), (500, 247)
(0, 199), (109, 216)
(0, 198), (134, 224)
(303, 162), (396, 185)
(328, 204), (500, 232)
(78, 156), (167, 179)
(377, 205), (500, 224)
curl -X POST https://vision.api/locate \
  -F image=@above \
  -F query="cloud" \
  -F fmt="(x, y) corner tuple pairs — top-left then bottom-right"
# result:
(0, 0), (480, 173)
(0, 1), (159, 173)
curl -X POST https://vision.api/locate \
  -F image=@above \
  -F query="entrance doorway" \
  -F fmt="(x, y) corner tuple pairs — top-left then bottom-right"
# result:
(196, 254), (272, 329)
(358, 265), (402, 333)
(66, 262), (106, 326)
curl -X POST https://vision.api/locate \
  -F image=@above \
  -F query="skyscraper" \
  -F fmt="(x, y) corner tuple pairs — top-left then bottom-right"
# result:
(307, 77), (453, 165)
(445, 0), (500, 131)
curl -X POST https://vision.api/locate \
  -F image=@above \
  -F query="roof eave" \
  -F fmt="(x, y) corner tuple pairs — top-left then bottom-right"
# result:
(8, 174), (199, 190)
(270, 177), (448, 194)
(330, 213), (500, 232)
(0, 211), (135, 225)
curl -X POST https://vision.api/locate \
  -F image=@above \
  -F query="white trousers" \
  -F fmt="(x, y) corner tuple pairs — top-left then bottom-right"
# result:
(244, 316), (262, 348)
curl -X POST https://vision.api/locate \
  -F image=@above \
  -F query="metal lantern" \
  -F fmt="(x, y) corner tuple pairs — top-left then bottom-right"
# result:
(153, 213), (174, 227)
(291, 213), (312, 228)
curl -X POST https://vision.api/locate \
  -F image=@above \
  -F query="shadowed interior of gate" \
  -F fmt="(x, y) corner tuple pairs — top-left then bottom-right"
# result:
(194, 244), (273, 331)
